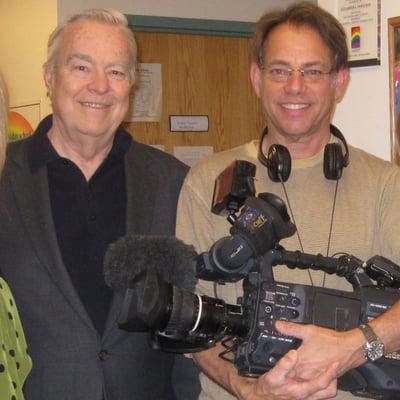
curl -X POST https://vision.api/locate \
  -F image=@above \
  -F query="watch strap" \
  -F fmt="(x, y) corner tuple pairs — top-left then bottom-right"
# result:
(359, 323), (376, 343)
(358, 323), (384, 362)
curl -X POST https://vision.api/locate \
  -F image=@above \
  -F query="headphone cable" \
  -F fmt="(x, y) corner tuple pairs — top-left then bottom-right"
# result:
(279, 176), (315, 286)
(322, 179), (340, 287)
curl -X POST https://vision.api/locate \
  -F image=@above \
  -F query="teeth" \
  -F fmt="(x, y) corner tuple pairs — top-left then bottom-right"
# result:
(282, 103), (308, 110)
(81, 102), (107, 109)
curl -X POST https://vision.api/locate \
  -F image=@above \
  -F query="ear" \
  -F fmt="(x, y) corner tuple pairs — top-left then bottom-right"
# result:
(250, 62), (263, 98)
(43, 62), (54, 98)
(333, 67), (350, 101)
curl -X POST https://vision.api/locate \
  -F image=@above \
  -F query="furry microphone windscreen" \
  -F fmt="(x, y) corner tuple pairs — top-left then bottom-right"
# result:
(104, 235), (198, 292)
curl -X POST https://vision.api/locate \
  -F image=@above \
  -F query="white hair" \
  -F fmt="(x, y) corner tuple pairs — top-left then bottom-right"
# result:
(45, 8), (137, 82)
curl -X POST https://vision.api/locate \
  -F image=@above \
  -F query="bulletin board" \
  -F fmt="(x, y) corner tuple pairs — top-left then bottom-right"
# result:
(388, 16), (400, 165)
(124, 16), (264, 159)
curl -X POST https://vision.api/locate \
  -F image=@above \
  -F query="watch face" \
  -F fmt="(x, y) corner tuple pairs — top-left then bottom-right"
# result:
(367, 341), (385, 362)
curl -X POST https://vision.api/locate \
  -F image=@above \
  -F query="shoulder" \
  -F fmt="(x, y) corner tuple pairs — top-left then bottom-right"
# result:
(6, 115), (52, 167)
(179, 141), (258, 211)
(6, 136), (32, 156)
(127, 140), (189, 172)
(346, 145), (400, 193)
(186, 141), (258, 186)
(125, 140), (189, 181)
(349, 145), (390, 164)
(348, 145), (399, 176)
(4, 137), (34, 172)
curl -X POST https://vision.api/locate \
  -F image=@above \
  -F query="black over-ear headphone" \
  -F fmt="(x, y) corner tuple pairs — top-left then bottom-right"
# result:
(258, 124), (349, 182)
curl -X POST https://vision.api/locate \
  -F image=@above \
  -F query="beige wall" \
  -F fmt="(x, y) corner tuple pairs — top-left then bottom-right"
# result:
(0, 0), (57, 122)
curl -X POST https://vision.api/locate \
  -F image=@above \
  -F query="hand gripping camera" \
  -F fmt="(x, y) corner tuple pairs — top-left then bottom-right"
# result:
(110, 161), (400, 399)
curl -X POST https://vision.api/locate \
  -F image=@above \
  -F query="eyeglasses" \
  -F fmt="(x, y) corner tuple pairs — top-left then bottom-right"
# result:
(261, 66), (333, 83)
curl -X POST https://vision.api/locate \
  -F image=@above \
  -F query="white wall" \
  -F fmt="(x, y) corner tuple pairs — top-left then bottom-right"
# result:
(319, 0), (398, 161)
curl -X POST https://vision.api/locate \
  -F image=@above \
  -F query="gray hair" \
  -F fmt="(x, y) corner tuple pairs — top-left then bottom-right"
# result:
(0, 73), (8, 171)
(46, 8), (137, 82)
(252, 1), (348, 72)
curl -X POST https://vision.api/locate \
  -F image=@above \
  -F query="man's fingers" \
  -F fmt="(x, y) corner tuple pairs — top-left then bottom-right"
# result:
(262, 350), (298, 384)
(286, 361), (339, 400)
(306, 362), (339, 400)
(275, 320), (305, 339)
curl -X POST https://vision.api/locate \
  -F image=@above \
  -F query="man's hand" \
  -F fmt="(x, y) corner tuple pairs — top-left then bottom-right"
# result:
(275, 321), (366, 380)
(236, 350), (339, 400)
(194, 343), (339, 400)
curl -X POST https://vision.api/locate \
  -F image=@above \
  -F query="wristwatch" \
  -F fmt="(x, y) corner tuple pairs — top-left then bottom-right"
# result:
(358, 323), (385, 362)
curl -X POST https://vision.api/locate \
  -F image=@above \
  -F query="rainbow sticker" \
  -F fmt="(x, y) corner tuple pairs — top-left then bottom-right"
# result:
(8, 111), (34, 142)
(351, 26), (361, 49)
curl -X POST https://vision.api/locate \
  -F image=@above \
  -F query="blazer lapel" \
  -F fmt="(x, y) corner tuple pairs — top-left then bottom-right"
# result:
(125, 144), (159, 235)
(9, 157), (96, 332)
(103, 143), (159, 340)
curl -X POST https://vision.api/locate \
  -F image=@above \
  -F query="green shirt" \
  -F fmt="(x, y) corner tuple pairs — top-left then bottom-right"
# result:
(0, 277), (32, 400)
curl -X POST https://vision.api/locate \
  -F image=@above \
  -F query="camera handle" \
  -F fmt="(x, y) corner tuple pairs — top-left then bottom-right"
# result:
(258, 248), (365, 288)
(258, 248), (400, 290)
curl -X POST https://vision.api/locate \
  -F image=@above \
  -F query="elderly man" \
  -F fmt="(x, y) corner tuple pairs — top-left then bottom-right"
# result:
(177, 2), (400, 400)
(0, 9), (199, 400)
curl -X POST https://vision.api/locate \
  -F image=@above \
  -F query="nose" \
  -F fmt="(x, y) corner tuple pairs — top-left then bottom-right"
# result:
(88, 70), (110, 94)
(284, 70), (306, 94)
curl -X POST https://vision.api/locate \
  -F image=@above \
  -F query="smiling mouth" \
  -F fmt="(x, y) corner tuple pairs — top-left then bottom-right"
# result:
(80, 101), (109, 109)
(281, 103), (309, 110)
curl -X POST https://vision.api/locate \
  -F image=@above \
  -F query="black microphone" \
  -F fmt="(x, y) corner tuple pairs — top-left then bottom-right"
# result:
(104, 235), (199, 333)
(104, 234), (198, 292)
(104, 235), (247, 351)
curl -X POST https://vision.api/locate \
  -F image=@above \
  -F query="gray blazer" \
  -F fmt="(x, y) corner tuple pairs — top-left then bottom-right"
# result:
(0, 124), (200, 400)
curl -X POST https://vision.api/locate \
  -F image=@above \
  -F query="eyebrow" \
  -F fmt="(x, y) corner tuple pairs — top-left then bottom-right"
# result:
(66, 53), (92, 64)
(66, 53), (129, 70)
(266, 59), (329, 68)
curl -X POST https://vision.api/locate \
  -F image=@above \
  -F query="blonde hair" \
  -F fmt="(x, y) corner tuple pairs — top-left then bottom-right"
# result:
(0, 73), (8, 171)
(46, 8), (137, 82)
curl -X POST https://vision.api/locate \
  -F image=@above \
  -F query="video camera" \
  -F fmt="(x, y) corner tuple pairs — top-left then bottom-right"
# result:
(112, 160), (400, 399)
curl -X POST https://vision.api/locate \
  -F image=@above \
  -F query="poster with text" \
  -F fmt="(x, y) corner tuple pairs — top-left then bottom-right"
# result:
(126, 63), (162, 122)
(338, 0), (380, 67)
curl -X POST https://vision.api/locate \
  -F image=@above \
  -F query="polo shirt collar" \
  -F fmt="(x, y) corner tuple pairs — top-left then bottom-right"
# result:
(28, 114), (132, 173)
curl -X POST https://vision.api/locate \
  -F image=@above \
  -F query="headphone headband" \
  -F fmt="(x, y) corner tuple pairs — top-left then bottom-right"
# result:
(258, 125), (349, 182)
(329, 124), (349, 167)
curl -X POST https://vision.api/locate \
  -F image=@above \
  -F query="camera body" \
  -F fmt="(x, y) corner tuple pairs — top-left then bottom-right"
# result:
(202, 160), (400, 398)
(234, 251), (400, 398)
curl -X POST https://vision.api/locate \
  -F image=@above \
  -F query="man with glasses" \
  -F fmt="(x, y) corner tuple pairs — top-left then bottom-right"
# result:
(177, 2), (400, 399)
(261, 66), (332, 82)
